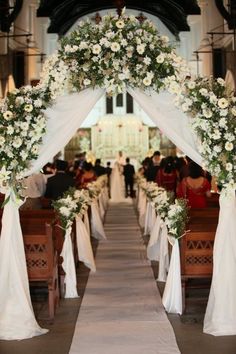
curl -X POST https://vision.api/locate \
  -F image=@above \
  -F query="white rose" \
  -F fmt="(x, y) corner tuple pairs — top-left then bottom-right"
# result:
(20, 150), (28, 161)
(83, 78), (91, 86)
(187, 81), (196, 89)
(226, 163), (233, 171)
(110, 42), (120, 52)
(143, 56), (151, 65)
(156, 53), (165, 64)
(220, 109), (228, 116)
(199, 88), (208, 96)
(136, 44), (145, 55)
(161, 35), (169, 44)
(15, 96), (24, 105)
(34, 99), (43, 108)
(20, 122), (29, 131)
(225, 142), (233, 151)
(219, 118), (227, 128)
(7, 126), (14, 135)
(217, 78), (225, 86)
(12, 137), (22, 148)
(92, 44), (101, 55)
(79, 41), (88, 49)
(203, 108), (212, 118)
(59, 206), (70, 217)
(143, 77), (152, 86)
(218, 98), (229, 109)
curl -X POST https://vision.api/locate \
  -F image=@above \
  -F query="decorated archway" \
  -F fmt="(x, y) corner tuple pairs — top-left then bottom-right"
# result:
(0, 13), (235, 340)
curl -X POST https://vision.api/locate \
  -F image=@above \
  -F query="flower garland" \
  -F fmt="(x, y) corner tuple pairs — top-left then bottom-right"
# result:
(176, 76), (236, 189)
(42, 14), (188, 97)
(0, 13), (235, 194)
(137, 175), (188, 239)
(0, 86), (50, 189)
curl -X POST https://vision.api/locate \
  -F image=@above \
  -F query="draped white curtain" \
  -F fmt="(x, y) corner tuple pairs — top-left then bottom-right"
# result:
(0, 87), (235, 339)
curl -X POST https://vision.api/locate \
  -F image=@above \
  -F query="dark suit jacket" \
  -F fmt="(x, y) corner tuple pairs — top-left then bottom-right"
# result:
(44, 172), (75, 200)
(123, 163), (135, 182)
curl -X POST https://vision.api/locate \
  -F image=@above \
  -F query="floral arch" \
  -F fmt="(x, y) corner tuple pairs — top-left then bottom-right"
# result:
(0, 14), (236, 340)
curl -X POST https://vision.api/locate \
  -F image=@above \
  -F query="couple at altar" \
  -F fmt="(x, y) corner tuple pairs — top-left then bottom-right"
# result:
(110, 157), (135, 201)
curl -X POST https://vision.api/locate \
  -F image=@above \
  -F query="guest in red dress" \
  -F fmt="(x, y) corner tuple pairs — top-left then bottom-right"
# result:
(156, 156), (177, 194)
(176, 162), (211, 208)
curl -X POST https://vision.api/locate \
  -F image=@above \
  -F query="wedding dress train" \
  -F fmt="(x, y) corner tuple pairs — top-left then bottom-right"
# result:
(110, 163), (125, 202)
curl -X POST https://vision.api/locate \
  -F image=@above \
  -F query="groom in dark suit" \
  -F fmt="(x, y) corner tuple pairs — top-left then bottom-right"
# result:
(123, 157), (135, 198)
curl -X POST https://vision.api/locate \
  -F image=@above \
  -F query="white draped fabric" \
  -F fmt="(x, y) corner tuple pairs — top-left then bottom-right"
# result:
(75, 216), (96, 273)
(147, 215), (161, 261)
(84, 211), (90, 236)
(157, 224), (169, 282)
(0, 191), (48, 339)
(203, 191), (236, 335)
(162, 237), (182, 315)
(60, 225), (79, 298)
(137, 188), (147, 228)
(144, 201), (156, 236)
(91, 200), (107, 240)
(0, 86), (236, 339)
(98, 193), (106, 222)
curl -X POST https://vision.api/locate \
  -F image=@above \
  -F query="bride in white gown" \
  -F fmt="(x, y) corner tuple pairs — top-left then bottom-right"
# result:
(110, 162), (125, 201)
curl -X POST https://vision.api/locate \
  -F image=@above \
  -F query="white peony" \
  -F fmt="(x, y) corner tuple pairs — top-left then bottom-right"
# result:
(203, 108), (212, 118)
(143, 56), (151, 65)
(7, 126), (14, 135)
(12, 137), (22, 148)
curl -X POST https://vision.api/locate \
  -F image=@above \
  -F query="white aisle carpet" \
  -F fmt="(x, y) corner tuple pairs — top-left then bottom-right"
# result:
(69, 200), (180, 354)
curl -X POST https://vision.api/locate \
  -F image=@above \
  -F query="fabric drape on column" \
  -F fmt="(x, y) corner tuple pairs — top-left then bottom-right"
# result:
(128, 88), (202, 165)
(26, 88), (105, 176)
(0, 88), (104, 340)
(128, 87), (236, 336)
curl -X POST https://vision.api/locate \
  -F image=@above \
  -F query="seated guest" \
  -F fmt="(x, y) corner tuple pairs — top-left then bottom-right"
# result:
(21, 173), (46, 210)
(156, 156), (177, 193)
(80, 162), (97, 188)
(93, 158), (106, 177)
(176, 162), (211, 208)
(146, 151), (162, 181)
(44, 159), (75, 200)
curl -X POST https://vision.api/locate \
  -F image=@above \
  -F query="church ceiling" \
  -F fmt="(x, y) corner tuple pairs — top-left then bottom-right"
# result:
(36, 0), (201, 38)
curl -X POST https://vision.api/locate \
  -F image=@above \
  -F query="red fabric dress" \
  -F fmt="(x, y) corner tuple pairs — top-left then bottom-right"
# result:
(156, 169), (177, 193)
(177, 177), (211, 208)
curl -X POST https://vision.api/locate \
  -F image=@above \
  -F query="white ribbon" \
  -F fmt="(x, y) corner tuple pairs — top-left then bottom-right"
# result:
(147, 215), (162, 261)
(60, 224), (79, 298)
(162, 237), (182, 315)
(83, 210), (90, 236)
(157, 224), (169, 282)
(138, 189), (147, 228)
(98, 193), (105, 222)
(75, 216), (96, 272)
(144, 201), (156, 235)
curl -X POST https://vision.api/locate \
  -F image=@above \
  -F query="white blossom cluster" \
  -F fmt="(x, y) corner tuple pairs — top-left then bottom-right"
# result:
(137, 175), (188, 239)
(176, 76), (236, 189)
(0, 86), (49, 187)
(52, 14), (185, 95)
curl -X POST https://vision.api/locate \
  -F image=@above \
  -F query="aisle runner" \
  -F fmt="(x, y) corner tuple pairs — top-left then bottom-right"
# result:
(69, 201), (180, 354)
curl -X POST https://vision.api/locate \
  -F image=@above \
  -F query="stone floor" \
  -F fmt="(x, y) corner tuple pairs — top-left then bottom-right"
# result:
(1, 201), (236, 354)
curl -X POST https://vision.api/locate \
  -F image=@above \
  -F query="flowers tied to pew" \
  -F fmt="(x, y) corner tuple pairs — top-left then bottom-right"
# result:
(53, 187), (91, 230)
(53, 176), (107, 230)
(137, 175), (188, 239)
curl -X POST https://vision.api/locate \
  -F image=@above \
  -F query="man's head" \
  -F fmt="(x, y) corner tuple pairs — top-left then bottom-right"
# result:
(126, 157), (130, 164)
(55, 159), (68, 172)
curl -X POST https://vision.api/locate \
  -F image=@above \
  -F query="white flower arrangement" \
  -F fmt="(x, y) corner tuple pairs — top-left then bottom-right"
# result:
(52, 187), (93, 230)
(53, 14), (186, 96)
(177, 76), (236, 189)
(137, 177), (188, 239)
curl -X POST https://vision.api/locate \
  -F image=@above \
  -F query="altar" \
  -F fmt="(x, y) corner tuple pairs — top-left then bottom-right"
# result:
(91, 114), (149, 161)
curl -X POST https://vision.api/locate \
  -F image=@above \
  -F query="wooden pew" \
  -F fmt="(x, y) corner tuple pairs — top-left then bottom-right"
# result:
(24, 223), (59, 321)
(180, 207), (219, 311)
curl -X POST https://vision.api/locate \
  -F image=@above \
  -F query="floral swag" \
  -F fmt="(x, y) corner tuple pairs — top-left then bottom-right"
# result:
(0, 13), (235, 192)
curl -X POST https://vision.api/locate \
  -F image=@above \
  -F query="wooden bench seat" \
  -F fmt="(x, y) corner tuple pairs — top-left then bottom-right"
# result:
(24, 223), (59, 321)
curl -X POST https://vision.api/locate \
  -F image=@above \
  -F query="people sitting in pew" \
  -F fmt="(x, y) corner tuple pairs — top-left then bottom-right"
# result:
(156, 156), (177, 194)
(21, 173), (47, 210)
(80, 162), (97, 188)
(176, 162), (211, 208)
(44, 159), (75, 201)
